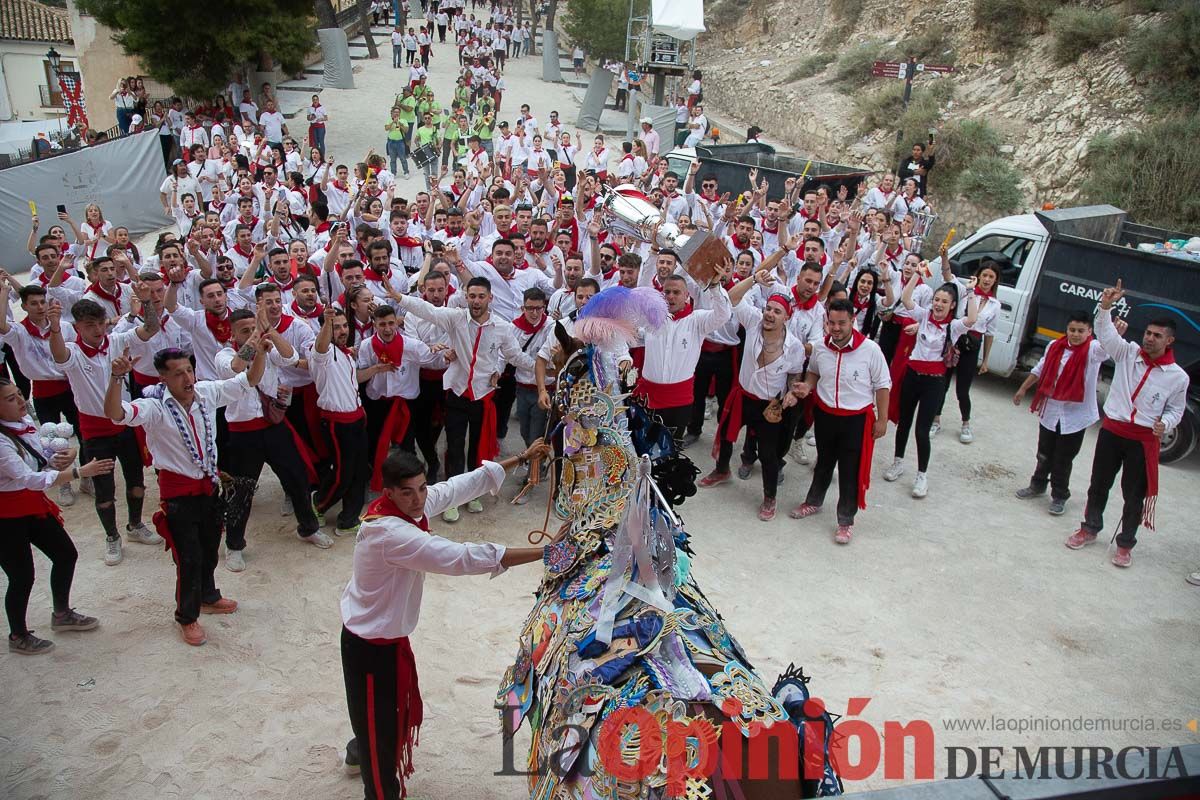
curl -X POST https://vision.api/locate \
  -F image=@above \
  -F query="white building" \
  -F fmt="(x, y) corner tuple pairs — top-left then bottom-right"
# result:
(0, 0), (79, 123)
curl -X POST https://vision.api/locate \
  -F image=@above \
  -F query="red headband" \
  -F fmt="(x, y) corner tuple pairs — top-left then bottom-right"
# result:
(766, 293), (793, 317)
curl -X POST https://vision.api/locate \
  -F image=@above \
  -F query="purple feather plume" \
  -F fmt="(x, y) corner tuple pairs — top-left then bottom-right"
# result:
(577, 285), (668, 332)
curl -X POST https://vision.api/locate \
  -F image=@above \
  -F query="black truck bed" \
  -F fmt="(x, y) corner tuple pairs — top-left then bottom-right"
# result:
(694, 143), (871, 202)
(1031, 206), (1200, 381)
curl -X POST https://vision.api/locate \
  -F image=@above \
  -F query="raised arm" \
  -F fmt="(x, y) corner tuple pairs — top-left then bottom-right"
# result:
(314, 304), (335, 354)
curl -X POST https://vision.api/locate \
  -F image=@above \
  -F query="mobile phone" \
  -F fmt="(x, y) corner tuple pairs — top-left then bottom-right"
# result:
(56, 204), (67, 214)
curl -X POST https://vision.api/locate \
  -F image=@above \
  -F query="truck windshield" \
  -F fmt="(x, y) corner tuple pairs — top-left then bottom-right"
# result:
(950, 234), (1034, 288)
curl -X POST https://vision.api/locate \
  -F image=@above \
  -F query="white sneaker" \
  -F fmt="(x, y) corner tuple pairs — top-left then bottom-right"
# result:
(104, 537), (123, 566)
(281, 495), (294, 516)
(513, 485), (531, 505)
(79, 476), (95, 496)
(301, 530), (334, 549)
(466, 499), (484, 513)
(58, 484), (77, 507)
(911, 472), (929, 498)
(959, 423), (974, 444)
(126, 522), (163, 546)
(883, 458), (905, 482)
(929, 420), (942, 437)
(442, 505), (460, 523)
(226, 549), (246, 572)
(805, 432), (816, 447)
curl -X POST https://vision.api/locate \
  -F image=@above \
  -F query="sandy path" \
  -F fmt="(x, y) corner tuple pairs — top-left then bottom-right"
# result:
(3, 33), (1199, 800)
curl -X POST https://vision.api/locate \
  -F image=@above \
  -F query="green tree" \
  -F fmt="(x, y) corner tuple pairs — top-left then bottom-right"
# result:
(563, 0), (647, 62)
(78, 0), (315, 99)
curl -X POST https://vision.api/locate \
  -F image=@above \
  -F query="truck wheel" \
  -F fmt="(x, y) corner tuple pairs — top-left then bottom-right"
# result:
(1160, 408), (1198, 464)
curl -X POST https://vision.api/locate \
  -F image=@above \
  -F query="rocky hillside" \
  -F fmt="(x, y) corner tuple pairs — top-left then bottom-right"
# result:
(695, 0), (1159, 238)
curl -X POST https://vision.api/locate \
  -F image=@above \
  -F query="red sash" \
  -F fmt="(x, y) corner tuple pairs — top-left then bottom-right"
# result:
(0, 489), (63, 523)
(1101, 418), (1162, 530)
(816, 397), (876, 510)
(886, 314), (917, 424)
(78, 411), (124, 440)
(157, 469), (215, 499)
(371, 398), (412, 492)
(32, 379), (70, 399)
(635, 377), (693, 409)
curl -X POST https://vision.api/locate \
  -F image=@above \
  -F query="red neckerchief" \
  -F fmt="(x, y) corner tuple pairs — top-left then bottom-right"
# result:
(763, 222), (779, 234)
(232, 243), (254, 259)
(669, 303), (693, 321)
(361, 494), (429, 530)
(928, 311), (953, 329)
(268, 273), (296, 291)
(394, 232), (423, 249)
(36, 271), (51, 286)
(364, 265), (390, 283)
(219, 277), (236, 289)
(87, 282), (124, 316)
(336, 343), (354, 358)
(852, 293), (871, 312)
(20, 318), (50, 339)
(528, 238), (552, 254)
(354, 316), (373, 339)
(75, 333), (110, 358)
(332, 180), (349, 192)
(700, 190), (719, 203)
(791, 286), (819, 311)
(974, 286), (996, 300)
(274, 314), (295, 335)
(239, 215), (259, 229)
(512, 313), (547, 335)
(371, 331), (405, 367)
(291, 300), (323, 319)
(205, 309), (232, 343)
(1031, 335), (1093, 414)
(826, 329), (866, 352)
(187, 123), (202, 131)
(314, 220), (332, 235)
(884, 245), (903, 262)
(1140, 347), (1176, 369)
(730, 233), (751, 250)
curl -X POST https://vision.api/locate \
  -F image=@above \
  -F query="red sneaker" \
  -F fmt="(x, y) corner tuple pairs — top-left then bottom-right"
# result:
(1111, 547), (1132, 568)
(180, 622), (207, 646)
(698, 471), (731, 488)
(788, 503), (821, 520)
(834, 525), (853, 545)
(1064, 529), (1097, 550)
(757, 497), (776, 521)
(201, 597), (239, 615)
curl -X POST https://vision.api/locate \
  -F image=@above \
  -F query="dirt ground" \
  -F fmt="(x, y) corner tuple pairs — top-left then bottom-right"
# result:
(3, 32), (1199, 800)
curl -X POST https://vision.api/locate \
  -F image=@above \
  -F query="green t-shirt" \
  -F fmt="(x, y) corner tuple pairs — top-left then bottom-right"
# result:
(386, 119), (408, 141)
(475, 121), (493, 142)
(396, 96), (417, 124)
(442, 119), (461, 142)
(415, 124), (438, 148)
(417, 99), (441, 120)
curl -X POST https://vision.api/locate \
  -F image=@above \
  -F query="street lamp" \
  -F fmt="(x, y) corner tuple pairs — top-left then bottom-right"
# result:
(46, 46), (61, 80)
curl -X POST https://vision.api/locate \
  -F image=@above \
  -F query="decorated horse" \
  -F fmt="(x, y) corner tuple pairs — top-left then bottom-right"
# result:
(497, 286), (844, 799)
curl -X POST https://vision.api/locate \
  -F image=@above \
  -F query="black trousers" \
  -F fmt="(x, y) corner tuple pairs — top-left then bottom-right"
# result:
(160, 492), (223, 625)
(806, 407), (868, 525)
(224, 424), (320, 550)
(81, 430), (145, 539)
(688, 347), (736, 437)
(365, 397), (418, 478)
(341, 627), (420, 800)
(1082, 427), (1147, 549)
(1029, 422), (1086, 501)
(33, 387), (80, 441)
(877, 320), (901, 364)
(894, 369), (943, 472)
(0, 514), (76, 637)
(3, 344), (30, 396)
(316, 416), (369, 529)
(938, 344), (978, 421)
(716, 396), (784, 499)
(445, 391), (492, 478)
(654, 403), (691, 447)
(493, 369), (517, 440)
(411, 378), (446, 483)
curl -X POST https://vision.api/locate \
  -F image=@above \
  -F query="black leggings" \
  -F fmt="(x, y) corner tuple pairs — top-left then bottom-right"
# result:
(716, 396), (785, 499)
(894, 369), (943, 472)
(81, 430), (146, 539)
(937, 343), (979, 421)
(0, 514), (77, 637)
(223, 423), (320, 550)
(316, 417), (369, 529)
(688, 347), (736, 437)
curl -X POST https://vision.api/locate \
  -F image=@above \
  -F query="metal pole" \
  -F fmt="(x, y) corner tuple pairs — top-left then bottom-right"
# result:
(624, 0), (637, 142)
(895, 56), (916, 149)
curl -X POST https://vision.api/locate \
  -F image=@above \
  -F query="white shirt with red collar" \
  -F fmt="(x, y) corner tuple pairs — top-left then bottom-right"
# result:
(732, 303), (806, 400)
(525, 147), (551, 176)
(180, 124), (209, 151)
(357, 332), (431, 401)
(268, 314), (316, 389)
(307, 342), (364, 416)
(222, 243), (257, 277)
(1, 318), (75, 383)
(1094, 309), (1189, 432)
(907, 305), (969, 375)
(638, 285), (732, 407)
(78, 281), (133, 319)
(393, 295), (533, 400)
(57, 331), (141, 436)
(461, 258), (555, 322)
(214, 343), (299, 425)
(114, 312), (191, 387)
(808, 331), (891, 412)
(662, 191), (692, 224)
(170, 304), (236, 381)
(465, 146), (490, 177)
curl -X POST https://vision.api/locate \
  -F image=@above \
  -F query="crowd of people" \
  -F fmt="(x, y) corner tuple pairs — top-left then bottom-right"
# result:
(1, 7), (1193, 796)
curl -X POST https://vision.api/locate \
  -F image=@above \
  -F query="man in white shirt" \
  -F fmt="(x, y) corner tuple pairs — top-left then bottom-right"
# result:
(684, 104), (707, 148)
(1068, 284), (1190, 567)
(388, 276), (535, 521)
(105, 341), (268, 647)
(391, 25), (405, 68)
(338, 444), (548, 797)
(639, 118), (660, 160)
(790, 298), (891, 543)
(1012, 312), (1110, 516)
(258, 100), (287, 149)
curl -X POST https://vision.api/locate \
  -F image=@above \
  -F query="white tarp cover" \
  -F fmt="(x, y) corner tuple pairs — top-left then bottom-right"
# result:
(0, 131), (167, 270)
(651, 0), (706, 40)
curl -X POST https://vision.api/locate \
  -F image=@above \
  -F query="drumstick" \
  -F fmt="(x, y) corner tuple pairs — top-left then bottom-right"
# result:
(28, 200), (37, 217)
(799, 160), (812, 182)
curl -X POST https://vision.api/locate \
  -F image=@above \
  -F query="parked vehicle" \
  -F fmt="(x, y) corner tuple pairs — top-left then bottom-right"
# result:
(931, 205), (1200, 462)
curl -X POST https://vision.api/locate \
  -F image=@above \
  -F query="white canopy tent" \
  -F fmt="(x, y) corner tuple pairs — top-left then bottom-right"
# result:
(650, 0), (706, 40)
